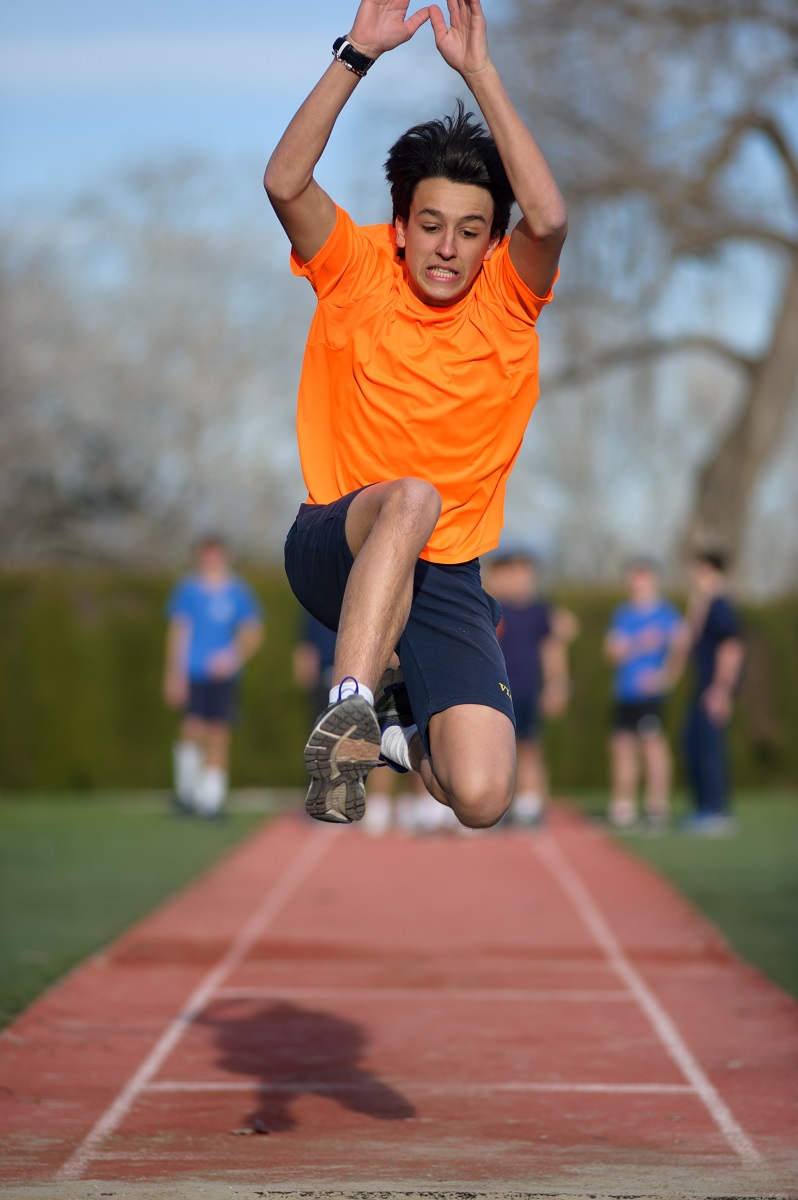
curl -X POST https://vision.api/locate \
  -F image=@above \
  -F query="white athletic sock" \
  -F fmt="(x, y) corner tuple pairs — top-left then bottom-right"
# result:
(195, 766), (227, 816)
(380, 722), (418, 772)
(329, 678), (374, 707)
(173, 741), (202, 805)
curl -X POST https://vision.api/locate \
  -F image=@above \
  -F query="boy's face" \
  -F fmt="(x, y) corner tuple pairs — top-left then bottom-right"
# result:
(197, 541), (228, 576)
(489, 558), (537, 603)
(627, 566), (659, 605)
(394, 177), (500, 307)
(691, 559), (721, 594)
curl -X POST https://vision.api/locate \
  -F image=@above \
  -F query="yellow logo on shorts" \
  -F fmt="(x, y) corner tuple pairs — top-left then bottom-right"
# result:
(499, 682), (512, 699)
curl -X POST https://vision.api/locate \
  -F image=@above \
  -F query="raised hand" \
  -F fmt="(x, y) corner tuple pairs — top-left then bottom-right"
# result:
(429, 0), (490, 77)
(349, 0), (432, 59)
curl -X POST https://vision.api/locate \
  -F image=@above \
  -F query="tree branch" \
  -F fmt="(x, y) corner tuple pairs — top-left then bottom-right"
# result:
(543, 334), (759, 390)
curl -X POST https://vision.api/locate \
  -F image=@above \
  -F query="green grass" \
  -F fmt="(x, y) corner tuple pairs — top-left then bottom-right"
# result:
(0, 794), (269, 1027)
(570, 791), (798, 999)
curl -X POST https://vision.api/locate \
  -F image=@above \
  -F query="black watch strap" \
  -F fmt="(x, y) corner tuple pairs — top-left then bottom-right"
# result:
(332, 36), (375, 78)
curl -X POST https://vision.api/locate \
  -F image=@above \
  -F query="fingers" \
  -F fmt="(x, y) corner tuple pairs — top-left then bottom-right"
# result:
(405, 5), (432, 35)
(428, 4), (448, 37)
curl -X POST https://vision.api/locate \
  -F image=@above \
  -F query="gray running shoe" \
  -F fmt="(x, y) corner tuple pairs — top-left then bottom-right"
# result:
(303, 691), (382, 823)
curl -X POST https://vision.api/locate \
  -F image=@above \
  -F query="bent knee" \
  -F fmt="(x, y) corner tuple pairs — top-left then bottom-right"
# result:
(446, 774), (514, 830)
(386, 477), (442, 527)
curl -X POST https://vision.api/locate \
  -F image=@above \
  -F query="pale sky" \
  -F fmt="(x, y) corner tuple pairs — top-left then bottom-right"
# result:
(0, 0), (461, 217)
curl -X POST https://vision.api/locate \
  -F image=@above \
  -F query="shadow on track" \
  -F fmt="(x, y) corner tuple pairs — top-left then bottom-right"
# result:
(199, 998), (415, 1132)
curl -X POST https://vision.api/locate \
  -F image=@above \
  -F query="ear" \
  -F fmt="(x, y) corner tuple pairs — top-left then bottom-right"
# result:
(482, 231), (502, 261)
(394, 216), (407, 249)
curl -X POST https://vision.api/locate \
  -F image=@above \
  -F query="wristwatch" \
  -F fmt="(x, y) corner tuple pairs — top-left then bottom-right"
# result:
(332, 36), (375, 78)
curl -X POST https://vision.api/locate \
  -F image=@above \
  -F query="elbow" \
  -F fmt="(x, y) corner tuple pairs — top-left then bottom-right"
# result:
(263, 157), (312, 207)
(263, 159), (292, 204)
(540, 207), (568, 245)
(263, 164), (286, 203)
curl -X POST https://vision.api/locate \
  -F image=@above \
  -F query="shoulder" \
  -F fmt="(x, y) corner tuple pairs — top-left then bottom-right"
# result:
(476, 239), (557, 327)
(231, 576), (261, 609)
(291, 206), (398, 297)
(168, 576), (197, 608)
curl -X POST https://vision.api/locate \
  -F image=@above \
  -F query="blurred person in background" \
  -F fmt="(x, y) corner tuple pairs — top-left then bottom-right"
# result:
(293, 612), (338, 727)
(488, 549), (579, 828)
(679, 550), (745, 835)
(604, 557), (687, 830)
(164, 535), (263, 819)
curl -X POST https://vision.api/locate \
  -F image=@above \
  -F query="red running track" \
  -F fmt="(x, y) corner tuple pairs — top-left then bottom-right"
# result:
(1, 807), (797, 1193)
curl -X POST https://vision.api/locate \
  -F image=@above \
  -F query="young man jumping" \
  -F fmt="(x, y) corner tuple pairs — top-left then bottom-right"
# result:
(264, 0), (566, 828)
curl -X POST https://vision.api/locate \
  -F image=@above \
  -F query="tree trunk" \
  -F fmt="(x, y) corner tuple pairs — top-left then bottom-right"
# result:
(682, 254), (798, 566)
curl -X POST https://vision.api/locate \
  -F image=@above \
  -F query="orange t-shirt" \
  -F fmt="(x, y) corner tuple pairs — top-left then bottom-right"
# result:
(290, 205), (554, 564)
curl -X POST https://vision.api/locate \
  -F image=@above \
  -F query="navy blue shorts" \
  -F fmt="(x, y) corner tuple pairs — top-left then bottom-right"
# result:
(284, 489), (515, 752)
(512, 691), (542, 741)
(612, 698), (665, 736)
(186, 679), (239, 724)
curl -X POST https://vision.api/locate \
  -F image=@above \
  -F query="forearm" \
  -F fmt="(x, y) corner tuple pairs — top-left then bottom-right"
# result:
(165, 623), (187, 680)
(235, 623), (263, 667)
(263, 60), (360, 203)
(464, 63), (566, 238)
(541, 637), (568, 686)
(710, 639), (745, 692)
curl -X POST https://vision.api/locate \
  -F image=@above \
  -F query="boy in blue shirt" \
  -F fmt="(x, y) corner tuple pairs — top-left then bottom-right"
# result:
(604, 557), (687, 829)
(164, 535), (263, 818)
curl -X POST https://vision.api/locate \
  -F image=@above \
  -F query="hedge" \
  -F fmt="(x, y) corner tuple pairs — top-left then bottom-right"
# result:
(0, 570), (796, 791)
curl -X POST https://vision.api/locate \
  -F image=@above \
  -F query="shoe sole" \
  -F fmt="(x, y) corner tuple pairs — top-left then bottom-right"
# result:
(304, 696), (382, 823)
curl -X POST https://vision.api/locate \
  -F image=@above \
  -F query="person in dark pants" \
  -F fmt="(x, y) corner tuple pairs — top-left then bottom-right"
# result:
(682, 550), (745, 835)
(293, 612), (338, 725)
(487, 549), (578, 827)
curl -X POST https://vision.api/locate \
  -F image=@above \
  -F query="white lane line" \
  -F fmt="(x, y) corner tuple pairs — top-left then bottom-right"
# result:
(533, 833), (762, 1164)
(147, 1079), (694, 1095)
(58, 826), (335, 1181)
(213, 986), (632, 1002)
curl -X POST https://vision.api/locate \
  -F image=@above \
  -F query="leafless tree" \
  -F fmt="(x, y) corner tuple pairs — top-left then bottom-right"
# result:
(0, 157), (312, 565)
(496, 0), (798, 580)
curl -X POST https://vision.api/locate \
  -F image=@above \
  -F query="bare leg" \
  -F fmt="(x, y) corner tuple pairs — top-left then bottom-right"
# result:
(180, 715), (206, 747)
(641, 732), (671, 823)
(516, 737), (548, 801)
(303, 482), (439, 825)
(409, 704), (516, 829)
(609, 731), (639, 826)
(333, 479), (441, 694)
(511, 737), (547, 824)
(204, 722), (232, 771)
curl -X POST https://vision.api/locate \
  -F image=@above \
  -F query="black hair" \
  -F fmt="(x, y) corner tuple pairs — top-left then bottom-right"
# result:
(693, 548), (728, 573)
(624, 554), (661, 575)
(195, 532), (228, 552)
(384, 101), (515, 242)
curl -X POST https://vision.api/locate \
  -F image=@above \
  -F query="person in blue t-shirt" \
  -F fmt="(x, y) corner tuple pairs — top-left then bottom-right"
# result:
(164, 535), (263, 818)
(681, 550), (745, 833)
(604, 557), (688, 829)
(488, 550), (579, 827)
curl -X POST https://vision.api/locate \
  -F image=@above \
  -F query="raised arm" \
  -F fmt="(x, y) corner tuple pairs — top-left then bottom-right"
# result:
(264, 0), (431, 263)
(429, 0), (567, 297)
